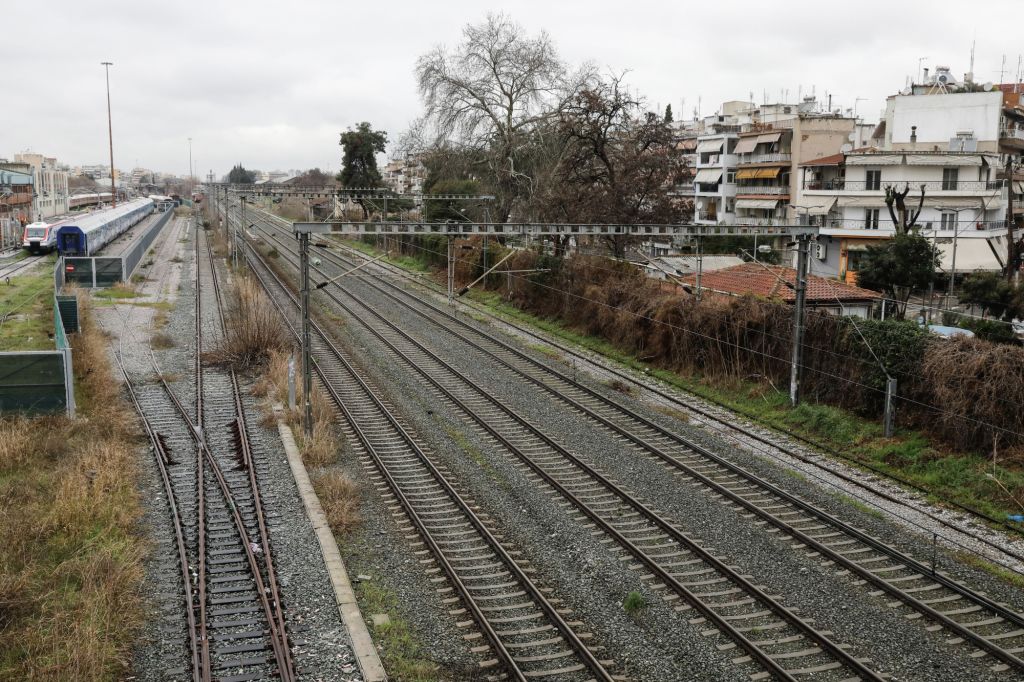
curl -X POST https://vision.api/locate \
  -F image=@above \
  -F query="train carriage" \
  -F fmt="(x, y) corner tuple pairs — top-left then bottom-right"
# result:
(55, 198), (155, 256)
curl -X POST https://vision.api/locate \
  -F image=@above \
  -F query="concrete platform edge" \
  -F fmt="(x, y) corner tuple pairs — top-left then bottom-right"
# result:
(276, 414), (388, 681)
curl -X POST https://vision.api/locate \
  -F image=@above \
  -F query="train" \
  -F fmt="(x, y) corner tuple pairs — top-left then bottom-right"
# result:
(69, 192), (114, 211)
(21, 219), (70, 253)
(55, 198), (155, 256)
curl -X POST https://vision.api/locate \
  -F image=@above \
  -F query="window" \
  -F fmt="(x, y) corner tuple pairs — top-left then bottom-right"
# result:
(940, 211), (957, 231)
(865, 208), (880, 229)
(726, 171), (736, 184)
(942, 168), (959, 190)
(865, 169), (881, 191)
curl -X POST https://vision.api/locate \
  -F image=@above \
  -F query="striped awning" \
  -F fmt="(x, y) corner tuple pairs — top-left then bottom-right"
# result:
(733, 137), (759, 154)
(736, 198), (780, 210)
(736, 167), (782, 180)
(696, 139), (725, 154)
(694, 168), (724, 183)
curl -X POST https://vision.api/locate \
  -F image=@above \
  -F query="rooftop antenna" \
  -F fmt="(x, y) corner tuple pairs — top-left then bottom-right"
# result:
(998, 54), (1007, 83)
(969, 38), (976, 77)
(917, 56), (929, 83)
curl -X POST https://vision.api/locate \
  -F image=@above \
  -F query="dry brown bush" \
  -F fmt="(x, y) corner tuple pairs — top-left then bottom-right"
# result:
(151, 331), (175, 349)
(311, 470), (360, 535)
(207, 275), (291, 369)
(920, 337), (1024, 452)
(450, 244), (1024, 453)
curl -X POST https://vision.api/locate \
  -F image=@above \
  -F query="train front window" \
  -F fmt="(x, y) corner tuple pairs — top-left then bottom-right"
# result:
(26, 227), (47, 238)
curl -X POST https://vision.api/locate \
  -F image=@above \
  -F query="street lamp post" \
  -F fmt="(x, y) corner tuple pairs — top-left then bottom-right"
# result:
(101, 62), (116, 208)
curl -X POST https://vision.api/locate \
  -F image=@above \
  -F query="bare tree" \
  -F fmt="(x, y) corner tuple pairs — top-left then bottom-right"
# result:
(415, 13), (594, 221)
(884, 183), (925, 234)
(532, 74), (691, 257)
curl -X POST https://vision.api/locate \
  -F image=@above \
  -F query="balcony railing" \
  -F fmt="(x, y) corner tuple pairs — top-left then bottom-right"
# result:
(821, 217), (1008, 231)
(735, 216), (788, 226)
(696, 213), (719, 222)
(737, 153), (792, 165)
(803, 179), (1006, 192)
(695, 183), (721, 193)
(735, 185), (790, 195)
(1001, 127), (1024, 141)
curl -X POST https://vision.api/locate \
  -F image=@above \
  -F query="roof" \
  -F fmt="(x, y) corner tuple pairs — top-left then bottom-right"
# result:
(800, 152), (845, 167)
(58, 198), (153, 235)
(678, 262), (882, 303)
(651, 255), (744, 276)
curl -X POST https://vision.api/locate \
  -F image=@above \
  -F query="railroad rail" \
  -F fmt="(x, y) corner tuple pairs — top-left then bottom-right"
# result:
(244, 204), (1024, 675)
(239, 210), (883, 681)
(0, 254), (42, 280)
(231, 215), (617, 682)
(112, 218), (294, 681)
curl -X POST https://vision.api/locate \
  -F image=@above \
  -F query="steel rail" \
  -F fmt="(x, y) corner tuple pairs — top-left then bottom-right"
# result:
(254, 230), (882, 681)
(113, 347), (201, 681)
(201, 225), (296, 680)
(248, 209), (1024, 673)
(232, 229), (615, 682)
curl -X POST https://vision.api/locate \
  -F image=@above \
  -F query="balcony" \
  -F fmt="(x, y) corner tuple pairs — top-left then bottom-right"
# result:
(1001, 126), (1024, 141)
(737, 153), (792, 166)
(735, 185), (790, 196)
(820, 217), (1008, 231)
(734, 216), (789, 227)
(803, 179), (1007, 192)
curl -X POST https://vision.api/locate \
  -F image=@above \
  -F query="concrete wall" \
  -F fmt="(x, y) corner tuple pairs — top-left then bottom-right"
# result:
(889, 91), (1003, 149)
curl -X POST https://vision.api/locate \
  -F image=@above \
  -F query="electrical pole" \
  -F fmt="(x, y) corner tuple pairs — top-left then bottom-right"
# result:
(299, 231), (313, 439)
(789, 234), (810, 407)
(447, 236), (455, 307)
(1007, 156), (1018, 282)
(237, 196), (245, 270)
(188, 137), (193, 204)
(101, 62), (116, 208)
(695, 235), (704, 301)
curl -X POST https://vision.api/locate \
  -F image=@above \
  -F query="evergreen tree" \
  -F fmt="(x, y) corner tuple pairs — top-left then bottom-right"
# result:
(664, 103), (673, 123)
(338, 122), (387, 188)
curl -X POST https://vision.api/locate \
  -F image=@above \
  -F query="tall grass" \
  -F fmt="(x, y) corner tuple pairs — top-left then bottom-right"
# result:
(206, 275), (291, 369)
(0, 294), (145, 680)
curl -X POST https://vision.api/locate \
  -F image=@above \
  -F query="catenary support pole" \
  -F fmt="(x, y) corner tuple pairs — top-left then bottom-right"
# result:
(695, 235), (704, 301)
(237, 196), (245, 270)
(884, 376), (897, 438)
(447, 236), (454, 307)
(789, 234), (810, 407)
(299, 232), (313, 438)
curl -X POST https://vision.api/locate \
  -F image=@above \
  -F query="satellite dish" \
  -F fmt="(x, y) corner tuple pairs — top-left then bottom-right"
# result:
(983, 82), (994, 91)
(847, 132), (856, 141)
(696, 201), (704, 210)
(840, 143), (853, 152)
(900, 87), (912, 96)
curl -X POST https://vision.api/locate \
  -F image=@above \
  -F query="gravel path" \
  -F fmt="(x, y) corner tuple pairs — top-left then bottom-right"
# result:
(93, 219), (359, 681)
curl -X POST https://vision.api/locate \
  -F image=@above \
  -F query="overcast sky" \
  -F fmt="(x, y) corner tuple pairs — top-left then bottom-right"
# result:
(6, 1), (1022, 178)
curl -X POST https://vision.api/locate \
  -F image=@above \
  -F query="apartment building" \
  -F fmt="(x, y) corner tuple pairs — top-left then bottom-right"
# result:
(383, 154), (427, 195)
(0, 166), (34, 246)
(13, 153), (69, 220)
(797, 66), (1024, 282)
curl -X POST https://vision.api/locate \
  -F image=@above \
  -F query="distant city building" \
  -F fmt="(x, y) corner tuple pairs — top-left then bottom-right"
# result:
(383, 154), (427, 195)
(797, 65), (1024, 282)
(0, 164), (35, 245)
(14, 153), (69, 220)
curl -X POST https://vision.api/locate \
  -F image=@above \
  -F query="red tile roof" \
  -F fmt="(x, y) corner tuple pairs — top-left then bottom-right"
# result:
(678, 263), (882, 303)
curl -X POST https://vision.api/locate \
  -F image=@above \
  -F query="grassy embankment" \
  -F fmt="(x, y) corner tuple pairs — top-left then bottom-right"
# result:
(0, 294), (146, 679)
(0, 271), (57, 351)
(340, 238), (1024, 530)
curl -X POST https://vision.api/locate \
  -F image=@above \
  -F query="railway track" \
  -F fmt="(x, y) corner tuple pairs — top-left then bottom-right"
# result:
(113, 221), (294, 681)
(234, 222), (618, 682)
(0, 253), (42, 280)
(239, 214), (882, 681)
(243, 205), (1024, 676)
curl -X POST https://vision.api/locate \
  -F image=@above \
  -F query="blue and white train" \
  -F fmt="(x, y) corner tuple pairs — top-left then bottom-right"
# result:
(55, 198), (155, 257)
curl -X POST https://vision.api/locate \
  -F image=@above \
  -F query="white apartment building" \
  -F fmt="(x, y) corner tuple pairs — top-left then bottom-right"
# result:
(383, 155), (427, 195)
(15, 153), (69, 220)
(797, 66), (1024, 283)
